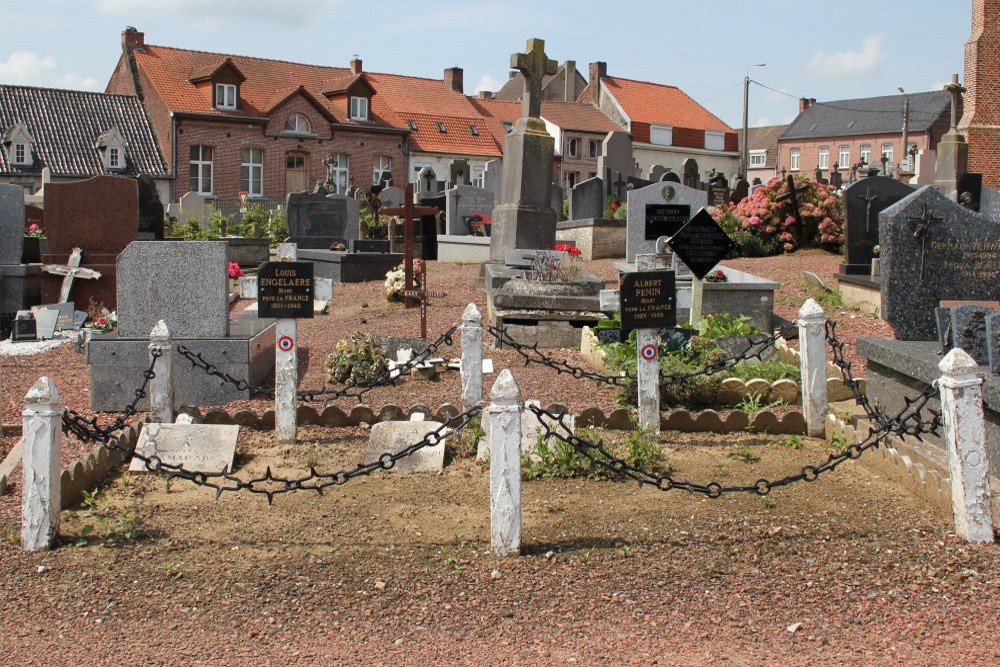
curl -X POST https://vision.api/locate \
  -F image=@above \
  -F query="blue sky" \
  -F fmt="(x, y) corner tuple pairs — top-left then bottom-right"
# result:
(3, 0), (971, 129)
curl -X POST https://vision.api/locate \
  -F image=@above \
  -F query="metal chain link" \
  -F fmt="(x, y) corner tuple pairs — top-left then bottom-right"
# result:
(659, 324), (798, 383)
(62, 349), (160, 443)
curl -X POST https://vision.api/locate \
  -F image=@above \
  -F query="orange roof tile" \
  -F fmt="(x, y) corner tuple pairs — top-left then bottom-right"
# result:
(403, 112), (501, 156)
(537, 101), (621, 133)
(603, 77), (733, 133)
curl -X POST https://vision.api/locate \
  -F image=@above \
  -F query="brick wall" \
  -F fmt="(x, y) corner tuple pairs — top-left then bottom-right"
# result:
(777, 132), (937, 176)
(960, 0), (1000, 187)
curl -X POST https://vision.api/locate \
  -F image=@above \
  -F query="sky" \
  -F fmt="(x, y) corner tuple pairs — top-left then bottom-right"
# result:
(2, 0), (972, 130)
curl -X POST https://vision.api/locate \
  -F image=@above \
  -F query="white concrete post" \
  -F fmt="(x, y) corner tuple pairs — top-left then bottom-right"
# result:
(461, 303), (484, 409)
(938, 348), (995, 543)
(275, 243), (298, 444)
(22, 377), (61, 551)
(797, 298), (827, 438)
(489, 369), (522, 556)
(689, 276), (704, 326)
(148, 320), (174, 424)
(635, 254), (668, 433)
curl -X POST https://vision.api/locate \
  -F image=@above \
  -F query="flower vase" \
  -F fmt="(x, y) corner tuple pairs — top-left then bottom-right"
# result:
(21, 236), (48, 263)
(484, 222), (492, 237)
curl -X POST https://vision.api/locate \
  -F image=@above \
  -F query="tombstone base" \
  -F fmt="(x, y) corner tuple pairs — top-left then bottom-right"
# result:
(226, 238), (271, 268)
(86, 312), (275, 411)
(556, 218), (626, 260)
(436, 235), (491, 263)
(297, 249), (403, 283)
(835, 272), (883, 315)
(0, 264), (42, 314)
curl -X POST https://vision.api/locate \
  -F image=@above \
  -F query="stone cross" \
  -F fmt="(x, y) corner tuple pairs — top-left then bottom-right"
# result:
(774, 176), (810, 244)
(41, 247), (102, 304)
(511, 38), (557, 119)
(944, 73), (967, 133)
(859, 187), (879, 234)
(907, 203), (943, 282)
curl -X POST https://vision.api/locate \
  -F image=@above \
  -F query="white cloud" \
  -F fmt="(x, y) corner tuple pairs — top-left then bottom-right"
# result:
(475, 74), (501, 94)
(94, 0), (340, 27)
(0, 51), (98, 90)
(802, 33), (886, 78)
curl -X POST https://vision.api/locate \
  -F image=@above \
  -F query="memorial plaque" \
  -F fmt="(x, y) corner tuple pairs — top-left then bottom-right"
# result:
(667, 210), (734, 280)
(645, 204), (690, 240)
(619, 270), (676, 330)
(257, 261), (314, 319)
(130, 423), (239, 474)
(12, 312), (37, 342)
(31, 302), (76, 331)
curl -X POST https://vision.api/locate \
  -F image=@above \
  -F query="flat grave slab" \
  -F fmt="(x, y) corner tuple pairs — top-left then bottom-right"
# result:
(130, 423), (239, 474)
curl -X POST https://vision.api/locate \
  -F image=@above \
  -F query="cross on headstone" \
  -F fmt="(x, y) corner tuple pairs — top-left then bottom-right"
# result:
(401, 262), (445, 340)
(907, 203), (943, 282)
(774, 176), (811, 244)
(511, 38), (557, 119)
(944, 73), (967, 133)
(610, 170), (629, 202)
(859, 186), (879, 234)
(41, 247), (102, 304)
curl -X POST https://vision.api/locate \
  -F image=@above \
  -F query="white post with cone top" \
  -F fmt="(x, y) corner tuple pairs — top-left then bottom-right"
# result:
(797, 298), (827, 438)
(148, 320), (174, 424)
(461, 303), (484, 409)
(488, 369), (522, 556)
(21, 377), (61, 551)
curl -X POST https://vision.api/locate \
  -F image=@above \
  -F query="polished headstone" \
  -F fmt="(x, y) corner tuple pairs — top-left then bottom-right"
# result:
(626, 181), (706, 262)
(286, 191), (360, 249)
(569, 177), (604, 221)
(843, 175), (913, 275)
(445, 185), (495, 235)
(0, 183), (25, 265)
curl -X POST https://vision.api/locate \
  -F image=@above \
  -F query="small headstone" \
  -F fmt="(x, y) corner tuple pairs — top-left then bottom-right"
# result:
(379, 186), (405, 209)
(365, 421), (448, 473)
(842, 176), (913, 275)
(483, 160), (503, 199)
(682, 158), (699, 189)
(599, 289), (619, 312)
(445, 185), (495, 235)
(0, 183), (25, 265)
(12, 311), (37, 341)
(950, 304), (994, 364)
(715, 334), (779, 362)
(569, 177), (604, 221)
(986, 312), (1000, 373)
(33, 308), (58, 340)
(596, 131), (633, 180)
(73, 310), (88, 329)
(730, 177), (749, 204)
(661, 171), (681, 183)
(130, 423), (239, 474)
(802, 271), (831, 293)
(31, 303), (75, 331)
(626, 182), (707, 262)
(285, 191), (360, 249)
(178, 191), (210, 230)
(648, 165), (667, 182)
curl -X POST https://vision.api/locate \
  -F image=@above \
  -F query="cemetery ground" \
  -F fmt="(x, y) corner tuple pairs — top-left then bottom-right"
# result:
(2, 251), (998, 662)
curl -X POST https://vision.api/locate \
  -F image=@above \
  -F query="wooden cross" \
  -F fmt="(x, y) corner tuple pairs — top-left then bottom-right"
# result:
(41, 247), (102, 304)
(859, 187), (879, 234)
(380, 183), (440, 308)
(511, 38), (557, 119)
(774, 176), (811, 244)
(401, 263), (445, 340)
(907, 203), (943, 282)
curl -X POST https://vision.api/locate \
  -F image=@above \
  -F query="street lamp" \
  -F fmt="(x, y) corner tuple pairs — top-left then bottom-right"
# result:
(742, 63), (766, 179)
(898, 86), (909, 175)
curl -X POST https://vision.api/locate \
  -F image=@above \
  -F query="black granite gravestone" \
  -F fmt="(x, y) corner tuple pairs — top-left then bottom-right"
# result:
(667, 210), (734, 280)
(619, 270), (676, 330)
(842, 175), (913, 276)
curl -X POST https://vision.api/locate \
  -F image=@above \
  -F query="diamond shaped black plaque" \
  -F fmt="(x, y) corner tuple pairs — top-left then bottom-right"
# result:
(666, 209), (734, 280)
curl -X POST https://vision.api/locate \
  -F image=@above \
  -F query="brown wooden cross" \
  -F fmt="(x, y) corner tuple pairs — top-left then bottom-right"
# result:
(774, 176), (811, 244)
(401, 263), (445, 340)
(511, 38), (557, 119)
(380, 183), (439, 309)
(41, 247), (102, 304)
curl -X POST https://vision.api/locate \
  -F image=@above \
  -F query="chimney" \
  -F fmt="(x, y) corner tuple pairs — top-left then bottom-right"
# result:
(350, 57), (363, 75)
(563, 60), (576, 102)
(478, 91), (494, 100)
(122, 26), (145, 50)
(799, 97), (815, 113)
(444, 67), (464, 94)
(588, 61), (607, 89)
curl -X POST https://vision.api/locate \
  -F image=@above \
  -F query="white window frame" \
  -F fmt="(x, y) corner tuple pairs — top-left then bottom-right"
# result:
(372, 155), (392, 185)
(789, 148), (800, 171)
(13, 142), (28, 165)
(215, 83), (237, 110)
(241, 147), (264, 197)
(704, 130), (724, 151)
(329, 153), (349, 193)
(283, 113), (312, 134)
(107, 146), (123, 170)
(650, 124), (673, 147)
(350, 96), (369, 121)
(839, 145), (850, 169)
(189, 145), (214, 195)
(472, 166), (484, 188)
(860, 144), (872, 165)
(748, 150), (766, 168)
(818, 146), (829, 170)
(881, 143), (894, 173)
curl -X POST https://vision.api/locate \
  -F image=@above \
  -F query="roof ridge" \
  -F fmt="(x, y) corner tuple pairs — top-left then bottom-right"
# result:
(812, 90), (948, 106)
(0, 83), (140, 99)
(145, 43), (350, 73)
(605, 75), (680, 91)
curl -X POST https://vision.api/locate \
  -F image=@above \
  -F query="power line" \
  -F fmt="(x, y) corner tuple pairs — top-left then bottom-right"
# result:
(750, 79), (943, 120)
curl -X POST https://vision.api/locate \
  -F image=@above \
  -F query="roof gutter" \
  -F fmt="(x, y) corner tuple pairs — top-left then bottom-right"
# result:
(329, 122), (409, 136)
(172, 111), (270, 124)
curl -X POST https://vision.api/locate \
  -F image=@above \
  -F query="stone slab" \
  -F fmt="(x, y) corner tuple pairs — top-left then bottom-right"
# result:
(33, 308), (58, 340)
(436, 235), (491, 263)
(569, 177), (604, 221)
(286, 190), (360, 249)
(130, 423), (239, 474)
(445, 185), (495, 236)
(0, 183), (25, 265)
(555, 218), (626, 260)
(626, 181), (706, 262)
(365, 421), (448, 473)
(297, 249), (402, 283)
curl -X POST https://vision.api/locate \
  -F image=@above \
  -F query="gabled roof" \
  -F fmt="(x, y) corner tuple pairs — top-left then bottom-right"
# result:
(780, 90), (951, 140)
(468, 97), (520, 149)
(0, 84), (168, 177)
(187, 57), (246, 83)
(262, 85), (337, 122)
(400, 112), (501, 156)
(737, 124), (788, 169)
(602, 76), (734, 133)
(319, 73), (375, 97)
(494, 61), (586, 102)
(537, 101), (621, 133)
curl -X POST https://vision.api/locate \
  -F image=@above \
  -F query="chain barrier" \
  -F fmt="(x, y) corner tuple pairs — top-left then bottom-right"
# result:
(174, 324), (459, 405)
(825, 320), (940, 439)
(62, 349), (160, 443)
(659, 324), (798, 383)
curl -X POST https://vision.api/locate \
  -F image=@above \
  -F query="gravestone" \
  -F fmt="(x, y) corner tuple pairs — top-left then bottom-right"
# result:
(550, 181), (564, 221)
(881, 186), (1000, 340)
(987, 313), (1000, 373)
(178, 191), (210, 230)
(707, 179), (729, 207)
(450, 159), (470, 187)
(483, 160), (503, 199)
(0, 184), (24, 266)
(130, 423), (239, 474)
(416, 167), (438, 195)
(380, 186), (405, 209)
(42, 175), (137, 309)
(730, 177), (749, 204)
(116, 241), (229, 338)
(596, 131), (633, 180)
(682, 159), (700, 189)
(648, 165), (667, 182)
(445, 185), (496, 235)
(662, 171), (681, 183)
(569, 177), (604, 220)
(842, 175), (913, 275)
(667, 209), (735, 280)
(626, 181), (707, 262)
(365, 419), (447, 473)
(950, 304), (993, 364)
(136, 174), (164, 240)
(285, 191), (360, 249)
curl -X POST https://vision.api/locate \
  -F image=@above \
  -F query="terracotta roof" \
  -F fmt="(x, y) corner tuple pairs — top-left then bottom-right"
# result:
(0, 84), (168, 177)
(401, 112), (501, 156)
(538, 101), (620, 133)
(468, 97), (522, 147)
(187, 57), (245, 83)
(603, 76), (734, 133)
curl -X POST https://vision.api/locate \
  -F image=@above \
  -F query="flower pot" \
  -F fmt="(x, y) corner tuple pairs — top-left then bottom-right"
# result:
(870, 258), (880, 278)
(21, 236), (48, 263)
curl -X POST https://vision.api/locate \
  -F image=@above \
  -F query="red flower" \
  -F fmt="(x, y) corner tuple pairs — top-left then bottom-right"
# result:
(228, 261), (243, 279)
(487, 216), (493, 223)
(610, 202), (618, 210)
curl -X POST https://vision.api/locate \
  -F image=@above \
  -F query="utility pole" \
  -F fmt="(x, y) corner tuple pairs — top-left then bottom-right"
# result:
(741, 64), (766, 179)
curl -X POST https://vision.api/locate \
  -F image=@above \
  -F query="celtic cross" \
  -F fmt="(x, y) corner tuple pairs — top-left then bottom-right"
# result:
(511, 38), (557, 119)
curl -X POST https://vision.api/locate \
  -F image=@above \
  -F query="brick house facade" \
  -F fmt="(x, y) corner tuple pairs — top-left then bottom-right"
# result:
(959, 0), (1000, 188)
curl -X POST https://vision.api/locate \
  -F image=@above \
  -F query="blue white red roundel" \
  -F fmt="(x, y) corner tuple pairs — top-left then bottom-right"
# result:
(277, 335), (295, 352)
(640, 344), (657, 361)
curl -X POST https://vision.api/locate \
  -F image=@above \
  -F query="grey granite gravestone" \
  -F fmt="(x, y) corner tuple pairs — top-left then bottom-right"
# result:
(626, 181), (707, 262)
(379, 185), (405, 209)
(569, 177), (604, 220)
(130, 423), (239, 474)
(987, 312), (1000, 373)
(648, 165), (667, 182)
(978, 186), (1000, 220)
(450, 159), (470, 186)
(445, 185), (496, 235)
(365, 420), (446, 473)
(950, 304), (995, 364)
(842, 176), (913, 275)
(0, 183), (24, 265)
(116, 241), (229, 338)
(483, 160), (503, 199)
(286, 191), (360, 249)
(597, 131), (633, 179)
(178, 191), (210, 230)
(880, 186), (1000, 340)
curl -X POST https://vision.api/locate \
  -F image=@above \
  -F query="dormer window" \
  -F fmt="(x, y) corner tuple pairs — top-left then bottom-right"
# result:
(94, 126), (128, 172)
(502, 121), (513, 133)
(350, 96), (368, 121)
(407, 119), (417, 131)
(215, 83), (237, 110)
(4, 121), (35, 166)
(108, 147), (122, 169)
(437, 122), (447, 133)
(469, 124), (479, 136)
(283, 113), (312, 134)
(13, 142), (28, 165)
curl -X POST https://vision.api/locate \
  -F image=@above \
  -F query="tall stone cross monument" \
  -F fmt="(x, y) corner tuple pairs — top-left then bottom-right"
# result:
(489, 38), (559, 262)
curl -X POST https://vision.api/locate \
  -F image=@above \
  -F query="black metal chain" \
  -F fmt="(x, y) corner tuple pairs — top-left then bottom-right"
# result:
(62, 349), (160, 443)
(659, 324), (798, 383)
(174, 324), (458, 404)
(825, 320), (941, 438)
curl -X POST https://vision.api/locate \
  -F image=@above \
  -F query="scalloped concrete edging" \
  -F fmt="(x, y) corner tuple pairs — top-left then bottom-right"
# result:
(59, 425), (138, 509)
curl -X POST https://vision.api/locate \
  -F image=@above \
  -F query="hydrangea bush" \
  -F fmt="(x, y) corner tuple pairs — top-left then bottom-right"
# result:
(712, 176), (845, 256)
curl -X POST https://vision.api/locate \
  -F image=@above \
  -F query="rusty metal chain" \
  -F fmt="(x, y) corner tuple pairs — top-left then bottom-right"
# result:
(62, 349), (160, 442)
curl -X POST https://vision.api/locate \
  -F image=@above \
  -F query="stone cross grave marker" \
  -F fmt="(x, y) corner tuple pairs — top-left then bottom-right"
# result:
(41, 248), (102, 304)
(512, 37), (557, 119)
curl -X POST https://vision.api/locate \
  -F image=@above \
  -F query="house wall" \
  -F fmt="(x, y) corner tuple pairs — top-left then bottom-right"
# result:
(408, 152), (495, 186)
(107, 56), (175, 174)
(633, 144), (739, 183)
(558, 131), (605, 189)
(960, 0), (1000, 188)
(777, 132), (938, 177)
